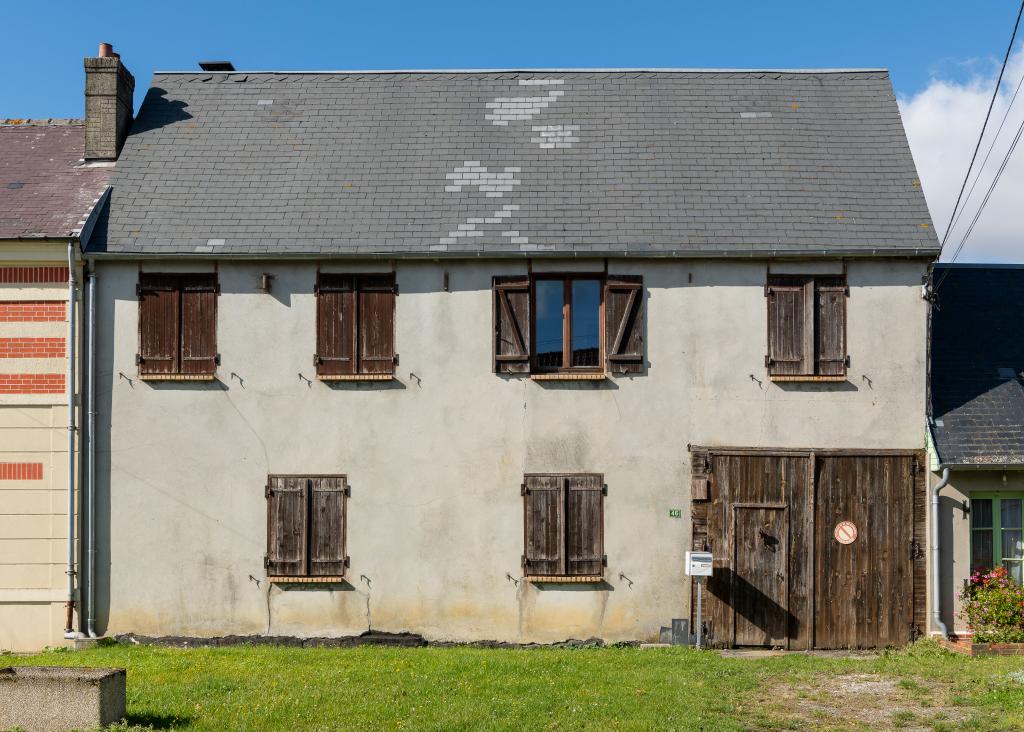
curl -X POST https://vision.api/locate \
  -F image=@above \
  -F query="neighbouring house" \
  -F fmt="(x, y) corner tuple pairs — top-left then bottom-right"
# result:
(82, 65), (940, 648)
(0, 44), (132, 652)
(929, 264), (1024, 638)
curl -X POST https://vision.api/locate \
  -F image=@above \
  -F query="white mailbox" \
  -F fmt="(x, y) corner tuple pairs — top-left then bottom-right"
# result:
(685, 551), (713, 577)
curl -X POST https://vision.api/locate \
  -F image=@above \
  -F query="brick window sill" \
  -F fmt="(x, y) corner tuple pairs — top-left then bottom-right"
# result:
(769, 375), (847, 383)
(267, 576), (345, 584)
(317, 374), (394, 382)
(525, 575), (605, 584)
(139, 374), (217, 382)
(530, 373), (607, 382)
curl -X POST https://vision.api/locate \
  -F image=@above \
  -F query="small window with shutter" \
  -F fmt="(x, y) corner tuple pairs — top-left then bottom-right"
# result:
(765, 274), (847, 380)
(137, 273), (218, 380)
(316, 273), (396, 379)
(522, 473), (605, 581)
(492, 274), (645, 376)
(266, 474), (349, 581)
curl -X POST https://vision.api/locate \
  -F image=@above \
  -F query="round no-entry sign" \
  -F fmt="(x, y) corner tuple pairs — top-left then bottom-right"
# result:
(834, 521), (858, 545)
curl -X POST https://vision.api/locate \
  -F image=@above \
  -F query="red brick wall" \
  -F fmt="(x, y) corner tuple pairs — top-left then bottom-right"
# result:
(0, 301), (66, 322)
(0, 266), (69, 284)
(0, 337), (65, 358)
(0, 462), (43, 480)
(0, 373), (65, 393)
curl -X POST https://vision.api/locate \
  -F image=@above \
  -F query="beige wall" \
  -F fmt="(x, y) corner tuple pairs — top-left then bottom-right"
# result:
(0, 241), (78, 652)
(95, 257), (929, 643)
(932, 469), (1024, 634)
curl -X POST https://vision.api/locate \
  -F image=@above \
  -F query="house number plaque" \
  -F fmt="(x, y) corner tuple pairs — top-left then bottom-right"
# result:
(833, 521), (858, 545)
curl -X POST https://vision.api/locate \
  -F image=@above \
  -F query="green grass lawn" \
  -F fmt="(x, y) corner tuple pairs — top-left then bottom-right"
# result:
(5, 640), (1024, 730)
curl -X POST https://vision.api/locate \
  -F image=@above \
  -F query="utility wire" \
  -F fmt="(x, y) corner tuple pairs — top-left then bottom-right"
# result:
(938, 0), (1024, 253)
(943, 67), (1024, 242)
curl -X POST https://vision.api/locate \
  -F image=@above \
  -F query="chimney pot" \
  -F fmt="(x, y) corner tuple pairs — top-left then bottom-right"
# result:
(98, 42), (113, 57)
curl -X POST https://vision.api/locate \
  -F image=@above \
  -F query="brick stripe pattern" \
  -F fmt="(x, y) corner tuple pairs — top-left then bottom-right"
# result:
(0, 373), (65, 393)
(0, 301), (66, 322)
(0, 462), (43, 480)
(0, 337), (65, 358)
(0, 266), (69, 283)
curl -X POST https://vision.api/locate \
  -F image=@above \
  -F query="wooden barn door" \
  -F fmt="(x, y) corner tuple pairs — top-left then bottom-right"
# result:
(814, 455), (917, 648)
(732, 505), (789, 647)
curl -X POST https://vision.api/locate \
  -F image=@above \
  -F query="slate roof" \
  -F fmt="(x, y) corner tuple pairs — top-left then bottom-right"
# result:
(931, 265), (1024, 466)
(91, 69), (938, 257)
(0, 121), (112, 239)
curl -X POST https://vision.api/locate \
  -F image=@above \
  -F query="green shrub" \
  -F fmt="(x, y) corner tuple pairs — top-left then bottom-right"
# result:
(959, 566), (1024, 643)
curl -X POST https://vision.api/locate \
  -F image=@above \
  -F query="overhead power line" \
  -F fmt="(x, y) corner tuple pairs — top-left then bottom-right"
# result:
(937, 0), (1024, 254)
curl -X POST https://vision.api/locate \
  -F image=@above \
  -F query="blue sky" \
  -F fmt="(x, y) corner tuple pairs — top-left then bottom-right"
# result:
(3, 0), (1019, 117)
(4, 0), (1024, 262)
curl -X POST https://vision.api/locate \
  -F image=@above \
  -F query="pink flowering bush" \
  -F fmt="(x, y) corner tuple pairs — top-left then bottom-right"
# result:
(959, 567), (1024, 643)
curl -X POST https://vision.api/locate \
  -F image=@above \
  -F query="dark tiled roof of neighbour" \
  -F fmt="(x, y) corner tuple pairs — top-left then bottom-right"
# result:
(0, 121), (112, 239)
(931, 265), (1024, 466)
(92, 69), (938, 257)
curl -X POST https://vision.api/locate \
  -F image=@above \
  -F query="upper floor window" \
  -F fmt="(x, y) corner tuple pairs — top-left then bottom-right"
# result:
(765, 274), (847, 380)
(492, 274), (644, 376)
(971, 495), (1023, 583)
(137, 273), (218, 379)
(315, 273), (396, 379)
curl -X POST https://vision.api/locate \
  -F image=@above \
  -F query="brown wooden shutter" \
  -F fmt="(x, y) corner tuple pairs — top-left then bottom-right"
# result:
(815, 276), (847, 376)
(316, 274), (356, 376)
(566, 474), (604, 577)
(605, 276), (644, 374)
(309, 476), (347, 576)
(180, 274), (218, 375)
(357, 274), (395, 375)
(691, 449), (710, 501)
(523, 475), (563, 576)
(493, 276), (530, 374)
(266, 476), (307, 577)
(138, 274), (180, 375)
(766, 276), (812, 376)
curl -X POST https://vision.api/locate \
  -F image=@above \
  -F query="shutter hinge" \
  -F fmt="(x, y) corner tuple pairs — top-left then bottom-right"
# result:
(135, 283), (142, 297)
(520, 483), (527, 496)
(602, 554), (608, 567)
(344, 556), (351, 569)
(265, 484), (271, 498)
(393, 353), (400, 367)
(602, 483), (608, 496)
(313, 281), (320, 295)
(263, 555), (269, 569)
(344, 484), (351, 497)
(135, 353), (142, 366)
(764, 284), (771, 297)
(521, 554), (527, 569)
(215, 282), (222, 295)
(844, 355), (851, 368)
(215, 353), (221, 366)
(764, 355), (772, 368)
(845, 284), (850, 296)
(313, 354), (323, 366)
(393, 282), (399, 296)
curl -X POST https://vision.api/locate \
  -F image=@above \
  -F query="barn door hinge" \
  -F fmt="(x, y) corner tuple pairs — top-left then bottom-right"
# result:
(911, 457), (920, 476)
(910, 538), (923, 560)
(909, 623), (920, 642)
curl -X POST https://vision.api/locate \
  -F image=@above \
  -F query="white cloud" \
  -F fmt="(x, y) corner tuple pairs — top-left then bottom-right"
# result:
(899, 46), (1024, 263)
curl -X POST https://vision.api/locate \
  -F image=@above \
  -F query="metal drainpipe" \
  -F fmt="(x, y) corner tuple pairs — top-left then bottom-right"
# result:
(931, 466), (952, 638)
(63, 242), (81, 639)
(85, 267), (98, 637)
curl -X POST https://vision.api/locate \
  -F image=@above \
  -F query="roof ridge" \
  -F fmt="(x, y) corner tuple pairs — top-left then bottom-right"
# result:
(1, 118), (83, 126)
(153, 67), (890, 76)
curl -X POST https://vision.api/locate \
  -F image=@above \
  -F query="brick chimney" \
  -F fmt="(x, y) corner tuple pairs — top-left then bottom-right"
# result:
(83, 42), (135, 161)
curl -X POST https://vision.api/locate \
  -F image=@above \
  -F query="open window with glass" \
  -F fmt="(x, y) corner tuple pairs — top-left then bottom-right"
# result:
(532, 275), (604, 373)
(970, 494), (1023, 583)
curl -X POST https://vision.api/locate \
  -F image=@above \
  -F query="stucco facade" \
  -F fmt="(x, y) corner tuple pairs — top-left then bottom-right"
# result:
(92, 256), (929, 643)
